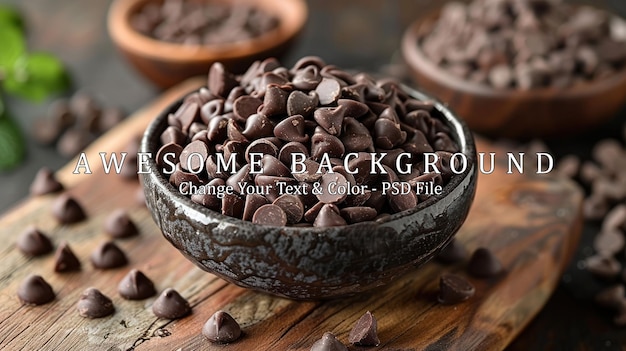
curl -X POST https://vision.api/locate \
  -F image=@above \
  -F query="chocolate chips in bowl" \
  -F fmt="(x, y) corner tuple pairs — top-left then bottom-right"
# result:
(140, 57), (477, 299)
(402, 0), (626, 138)
(107, 0), (307, 88)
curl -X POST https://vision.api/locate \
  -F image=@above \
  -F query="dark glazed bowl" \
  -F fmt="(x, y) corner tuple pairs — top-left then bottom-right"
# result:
(402, 9), (626, 139)
(140, 86), (477, 300)
(108, 0), (307, 89)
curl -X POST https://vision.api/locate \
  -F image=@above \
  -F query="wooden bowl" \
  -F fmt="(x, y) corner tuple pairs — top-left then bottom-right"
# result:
(139, 85), (478, 300)
(107, 0), (307, 89)
(401, 11), (626, 139)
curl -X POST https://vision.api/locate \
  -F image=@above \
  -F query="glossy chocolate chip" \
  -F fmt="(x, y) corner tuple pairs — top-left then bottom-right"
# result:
(273, 194), (304, 224)
(16, 226), (53, 257)
(287, 90), (318, 117)
(467, 248), (503, 278)
(18, 275), (55, 305)
(54, 241), (81, 272)
(156, 142), (183, 169)
(30, 167), (64, 196)
(317, 172), (348, 204)
(252, 204), (288, 226)
(339, 207), (377, 224)
(314, 105), (345, 136)
(104, 210), (139, 239)
(118, 269), (156, 300)
(242, 113), (274, 140)
(91, 241), (128, 269)
(180, 140), (209, 173)
(202, 310), (242, 344)
(348, 311), (380, 346)
(314, 204), (347, 227)
(438, 273), (475, 304)
(77, 288), (114, 318)
(233, 96), (263, 122)
(152, 288), (191, 319)
(274, 115), (308, 143)
(208, 62), (238, 98)
(52, 194), (86, 224)
(311, 332), (348, 351)
(315, 78), (342, 105)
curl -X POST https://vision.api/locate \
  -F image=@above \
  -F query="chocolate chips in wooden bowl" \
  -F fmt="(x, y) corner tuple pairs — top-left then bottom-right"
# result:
(402, 0), (626, 137)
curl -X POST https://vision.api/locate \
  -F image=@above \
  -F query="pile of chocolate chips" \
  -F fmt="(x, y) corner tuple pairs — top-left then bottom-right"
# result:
(419, 0), (626, 89)
(32, 91), (127, 158)
(156, 57), (461, 227)
(131, 0), (279, 46)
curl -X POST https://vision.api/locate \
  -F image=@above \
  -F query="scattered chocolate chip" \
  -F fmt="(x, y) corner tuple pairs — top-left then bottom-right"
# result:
(202, 310), (242, 344)
(30, 167), (64, 196)
(586, 255), (622, 280)
(152, 288), (191, 319)
(16, 226), (53, 257)
(17, 275), (55, 305)
(438, 273), (475, 305)
(467, 248), (503, 278)
(90, 241), (128, 269)
(348, 311), (380, 346)
(77, 288), (115, 318)
(54, 241), (81, 272)
(118, 269), (156, 300)
(52, 194), (86, 224)
(104, 209), (139, 239)
(311, 332), (348, 351)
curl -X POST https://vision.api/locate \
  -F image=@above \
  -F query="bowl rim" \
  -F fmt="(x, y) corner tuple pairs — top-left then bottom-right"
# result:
(401, 6), (626, 99)
(140, 84), (477, 232)
(107, 0), (308, 62)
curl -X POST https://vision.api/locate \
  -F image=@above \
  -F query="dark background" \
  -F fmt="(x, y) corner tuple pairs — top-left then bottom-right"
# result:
(1, 0), (626, 349)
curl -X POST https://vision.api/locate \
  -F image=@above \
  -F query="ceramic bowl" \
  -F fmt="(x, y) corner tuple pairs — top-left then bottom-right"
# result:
(108, 0), (307, 88)
(401, 10), (626, 139)
(140, 85), (477, 300)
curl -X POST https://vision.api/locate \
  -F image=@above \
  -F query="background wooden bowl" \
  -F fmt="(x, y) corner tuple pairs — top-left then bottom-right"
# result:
(108, 0), (307, 89)
(401, 12), (626, 139)
(140, 86), (478, 300)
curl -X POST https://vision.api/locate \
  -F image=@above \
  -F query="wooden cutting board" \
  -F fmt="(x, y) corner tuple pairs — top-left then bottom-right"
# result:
(0, 77), (583, 351)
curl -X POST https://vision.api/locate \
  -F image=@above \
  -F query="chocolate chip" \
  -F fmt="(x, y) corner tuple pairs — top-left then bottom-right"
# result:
(30, 167), (64, 196)
(287, 90), (318, 117)
(18, 275), (55, 305)
(252, 204), (288, 226)
(436, 238), (467, 264)
(586, 255), (622, 280)
(233, 96), (263, 122)
(104, 210), (139, 239)
(180, 140), (209, 173)
(314, 204), (347, 227)
(77, 288), (115, 318)
(314, 106), (345, 136)
(311, 129), (345, 160)
(152, 288), (191, 319)
(273, 194), (304, 224)
(274, 115), (308, 143)
(311, 332), (348, 351)
(91, 241), (128, 269)
(260, 85), (289, 117)
(348, 311), (380, 346)
(242, 113), (274, 140)
(54, 241), (81, 272)
(317, 172), (348, 204)
(156, 142), (183, 169)
(118, 269), (156, 300)
(315, 78), (341, 105)
(209, 62), (238, 98)
(594, 230), (625, 257)
(52, 194), (86, 224)
(467, 248), (503, 278)
(16, 226), (53, 257)
(202, 310), (242, 344)
(98, 107), (126, 132)
(57, 128), (93, 158)
(438, 273), (475, 304)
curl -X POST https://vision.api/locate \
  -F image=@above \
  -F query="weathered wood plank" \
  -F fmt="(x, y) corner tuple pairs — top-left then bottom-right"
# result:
(0, 78), (582, 351)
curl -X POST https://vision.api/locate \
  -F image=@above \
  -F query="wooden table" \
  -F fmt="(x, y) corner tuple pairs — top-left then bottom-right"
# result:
(2, 0), (626, 350)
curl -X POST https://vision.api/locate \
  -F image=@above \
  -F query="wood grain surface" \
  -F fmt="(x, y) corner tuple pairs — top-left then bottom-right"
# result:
(0, 78), (583, 351)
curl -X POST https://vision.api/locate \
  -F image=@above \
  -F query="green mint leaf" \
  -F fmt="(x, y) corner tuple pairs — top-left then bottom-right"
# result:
(0, 23), (25, 71)
(3, 52), (70, 102)
(0, 110), (26, 171)
(0, 5), (24, 32)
